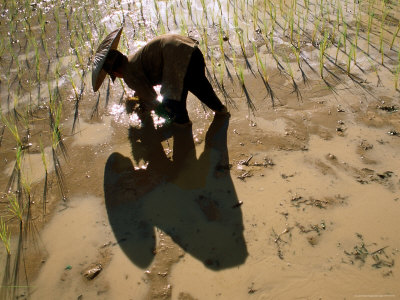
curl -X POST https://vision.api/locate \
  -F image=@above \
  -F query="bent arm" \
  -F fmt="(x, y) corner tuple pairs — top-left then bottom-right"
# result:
(125, 75), (159, 111)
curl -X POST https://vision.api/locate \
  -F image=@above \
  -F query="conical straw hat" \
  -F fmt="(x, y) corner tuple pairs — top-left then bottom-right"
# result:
(92, 27), (123, 92)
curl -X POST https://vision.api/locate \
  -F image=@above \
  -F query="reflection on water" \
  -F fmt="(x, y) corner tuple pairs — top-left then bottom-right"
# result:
(109, 103), (142, 127)
(108, 103), (167, 128)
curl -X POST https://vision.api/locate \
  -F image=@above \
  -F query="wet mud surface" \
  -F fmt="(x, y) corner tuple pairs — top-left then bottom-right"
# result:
(1, 0), (400, 299)
(3, 74), (399, 299)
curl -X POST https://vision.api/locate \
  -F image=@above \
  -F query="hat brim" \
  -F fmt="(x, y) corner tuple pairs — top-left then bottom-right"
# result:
(92, 27), (123, 92)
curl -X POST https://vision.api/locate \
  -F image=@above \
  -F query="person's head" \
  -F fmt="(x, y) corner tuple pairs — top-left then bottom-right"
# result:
(102, 49), (127, 82)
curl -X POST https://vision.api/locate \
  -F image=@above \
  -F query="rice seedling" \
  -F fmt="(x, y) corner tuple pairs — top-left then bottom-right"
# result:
(343, 23), (348, 53)
(285, 56), (302, 101)
(1, 113), (22, 148)
(179, 12), (188, 36)
(379, 24), (384, 65)
(318, 0), (324, 17)
(269, 0), (277, 25)
(283, 14), (289, 37)
(49, 99), (67, 201)
(292, 45), (307, 84)
(347, 44), (355, 75)
(0, 124), (5, 147)
(252, 0), (259, 31)
(159, 16), (166, 35)
(218, 23), (226, 59)
(312, 19), (320, 45)
(200, 0), (208, 19)
(8, 193), (23, 223)
(153, 0), (160, 19)
(295, 14), (302, 49)
(164, 0), (170, 29)
(235, 23), (255, 75)
(254, 42), (276, 106)
(0, 217), (11, 255)
(367, 57), (382, 86)
(394, 64), (400, 90)
(237, 65), (256, 113)
(30, 36), (41, 88)
(319, 32), (329, 79)
(390, 21), (400, 50)
(240, 0), (246, 19)
(170, 2), (177, 25)
(67, 70), (80, 104)
(38, 7), (46, 34)
(289, 4), (295, 44)
(379, 4), (388, 65)
(367, 11), (373, 54)
(21, 175), (32, 215)
(394, 49), (400, 90)
(335, 36), (342, 64)
(269, 25), (275, 57)
(216, 61), (227, 98)
(39, 139), (48, 216)
(355, 14), (361, 50)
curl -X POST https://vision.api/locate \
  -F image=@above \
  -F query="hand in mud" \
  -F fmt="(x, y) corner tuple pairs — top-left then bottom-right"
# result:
(125, 95), (159, 114)
(125, 96), (140, 114)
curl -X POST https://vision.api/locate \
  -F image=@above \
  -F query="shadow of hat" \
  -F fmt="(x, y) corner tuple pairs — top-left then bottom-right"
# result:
(92, 27), (123, 92)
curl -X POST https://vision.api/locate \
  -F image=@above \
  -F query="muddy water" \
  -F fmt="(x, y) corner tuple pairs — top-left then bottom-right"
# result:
(1, 0), (400, 298)
(23, 74), (400, 299)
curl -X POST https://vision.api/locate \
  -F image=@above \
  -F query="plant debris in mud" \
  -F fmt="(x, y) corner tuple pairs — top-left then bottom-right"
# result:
(387, 130), (400, 136)
(296, 221), (327, 246)
(342, 234), (395, 273)
(83, 263), (103, 280)
(359, 140), (374, 151)
(238, 155), (275, 168)
(377, 105), (398, 112)
(237, 171), (253, 181)
(248, 282), (257, 294)
(355, 169), (396, 187)
(271, 226), (293, 260)
(290, 194), (347, 209)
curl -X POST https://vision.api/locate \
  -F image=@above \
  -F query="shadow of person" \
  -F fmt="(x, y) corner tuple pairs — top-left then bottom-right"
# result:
(104, 112), (248, 270)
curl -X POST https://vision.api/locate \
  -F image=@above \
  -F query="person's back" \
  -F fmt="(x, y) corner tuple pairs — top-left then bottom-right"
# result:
(126, 34), (199, 102)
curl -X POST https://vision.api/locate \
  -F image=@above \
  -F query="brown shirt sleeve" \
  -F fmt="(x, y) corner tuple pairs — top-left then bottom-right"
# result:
(123, 53), (159, 109)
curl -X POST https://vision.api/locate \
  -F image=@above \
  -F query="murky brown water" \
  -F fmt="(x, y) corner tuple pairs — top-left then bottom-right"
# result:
(1, 0), (400, 299)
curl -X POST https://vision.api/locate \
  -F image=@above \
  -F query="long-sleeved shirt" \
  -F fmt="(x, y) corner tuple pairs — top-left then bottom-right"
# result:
(122, 34), (199, 106)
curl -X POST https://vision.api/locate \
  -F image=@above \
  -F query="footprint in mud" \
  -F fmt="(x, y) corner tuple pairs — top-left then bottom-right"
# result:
(104, 113), (248, 270)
